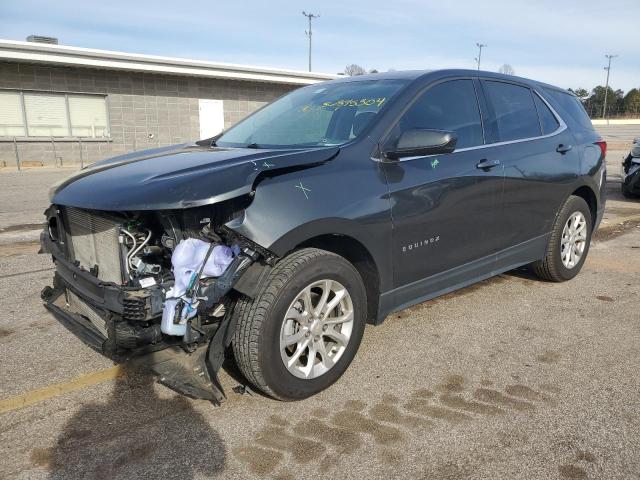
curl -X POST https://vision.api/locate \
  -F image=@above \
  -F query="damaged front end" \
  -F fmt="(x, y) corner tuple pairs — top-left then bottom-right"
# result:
(622, 138), (640, 198)
(40, 198), (273, 405)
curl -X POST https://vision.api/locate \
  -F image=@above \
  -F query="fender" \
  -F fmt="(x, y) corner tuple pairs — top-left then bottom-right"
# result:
(225, 161), (394, 292)
(548, 179), (601, 239)
(559, 141), (606, 228)
(228, 216), (392, 291)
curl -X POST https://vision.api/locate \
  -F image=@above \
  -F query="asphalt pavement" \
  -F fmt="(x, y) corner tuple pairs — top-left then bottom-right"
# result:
(0, 147), (639, 479)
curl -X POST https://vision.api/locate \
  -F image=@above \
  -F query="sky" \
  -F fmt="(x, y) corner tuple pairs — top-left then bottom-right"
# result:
(1, 0), (638, 92)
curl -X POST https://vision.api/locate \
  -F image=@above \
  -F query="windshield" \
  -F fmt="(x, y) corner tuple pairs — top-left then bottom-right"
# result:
(215, 79), (408, 148)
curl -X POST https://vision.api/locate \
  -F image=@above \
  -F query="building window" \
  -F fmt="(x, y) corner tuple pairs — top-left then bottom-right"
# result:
(0, 91), (110, 138)
(68, 95), (109, 137)
(0, 91), (26, 136)
(24, 93), (69, 137)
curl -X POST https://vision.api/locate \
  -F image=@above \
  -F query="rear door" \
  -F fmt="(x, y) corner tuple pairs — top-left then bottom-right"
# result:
(479, 79), (580, 252)
(382, 78), (505, 288)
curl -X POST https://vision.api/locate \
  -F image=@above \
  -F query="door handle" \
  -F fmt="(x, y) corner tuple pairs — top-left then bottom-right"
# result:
(556, 144), (573, 154)
(476, 159), (501, 170)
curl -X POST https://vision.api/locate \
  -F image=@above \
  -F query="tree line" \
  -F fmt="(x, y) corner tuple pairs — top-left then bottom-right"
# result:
(568, 86), (640, 119)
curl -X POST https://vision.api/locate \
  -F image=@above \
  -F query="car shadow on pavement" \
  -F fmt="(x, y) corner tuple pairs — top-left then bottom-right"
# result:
(47, 367), (226, 479)
(504, 266), (541, 282)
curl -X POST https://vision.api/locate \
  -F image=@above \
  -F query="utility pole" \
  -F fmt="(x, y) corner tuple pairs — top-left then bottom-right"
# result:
(302, 11), (319, 72)
(475, 43), (486, 70)
(602, 54), (618, 119)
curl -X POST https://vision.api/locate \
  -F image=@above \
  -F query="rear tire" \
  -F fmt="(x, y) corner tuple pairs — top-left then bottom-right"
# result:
(231, 248), (366, 400)
(532, 195), (592, 282)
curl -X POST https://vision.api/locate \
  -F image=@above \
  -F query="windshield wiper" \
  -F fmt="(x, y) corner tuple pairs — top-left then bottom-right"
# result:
(245, 143), (260, 149)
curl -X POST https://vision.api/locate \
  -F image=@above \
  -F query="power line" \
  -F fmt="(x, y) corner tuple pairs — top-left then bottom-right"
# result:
(475, 43), (487, 70)
(602, 54), (618, 119)
(302, 11), (320, 72)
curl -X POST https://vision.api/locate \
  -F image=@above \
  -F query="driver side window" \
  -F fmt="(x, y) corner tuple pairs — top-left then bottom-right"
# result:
(389, 79), (484, 150)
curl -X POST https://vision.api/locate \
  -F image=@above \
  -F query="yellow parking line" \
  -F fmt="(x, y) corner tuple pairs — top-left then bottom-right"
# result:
(0, 365), (125, 414)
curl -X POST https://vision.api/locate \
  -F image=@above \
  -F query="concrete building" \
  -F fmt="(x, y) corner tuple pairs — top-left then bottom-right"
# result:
(0, 39), (335, 168)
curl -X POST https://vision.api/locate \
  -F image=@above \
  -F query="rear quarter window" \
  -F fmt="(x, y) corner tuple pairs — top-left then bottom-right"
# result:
(533, 93), (560, 134)
(543, 89), (594, 131)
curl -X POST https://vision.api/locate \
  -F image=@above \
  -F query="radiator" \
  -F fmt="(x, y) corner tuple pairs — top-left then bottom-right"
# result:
(64, 207), (123, 284)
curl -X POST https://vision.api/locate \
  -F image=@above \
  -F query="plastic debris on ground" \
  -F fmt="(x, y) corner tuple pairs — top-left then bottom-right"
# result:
(232, 384), (255, 396)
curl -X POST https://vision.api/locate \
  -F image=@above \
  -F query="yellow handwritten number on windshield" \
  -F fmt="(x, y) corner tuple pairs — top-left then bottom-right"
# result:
(301, 97), (386, 112)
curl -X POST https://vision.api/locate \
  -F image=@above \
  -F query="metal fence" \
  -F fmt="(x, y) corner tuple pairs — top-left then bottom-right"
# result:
(584, 103), (640, 119)
(8, 136), (118, 171)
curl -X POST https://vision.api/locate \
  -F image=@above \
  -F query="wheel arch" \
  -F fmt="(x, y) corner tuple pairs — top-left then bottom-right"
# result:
(295, 233), (381, 324)
(571, 185), (598, 227)
(257, 218), (385, 324)
(229, 216), (388, 324)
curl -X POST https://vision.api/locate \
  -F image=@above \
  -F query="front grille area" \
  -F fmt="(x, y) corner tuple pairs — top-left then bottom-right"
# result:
(64, 207), (123, 284)
(66, 290), (109, 338)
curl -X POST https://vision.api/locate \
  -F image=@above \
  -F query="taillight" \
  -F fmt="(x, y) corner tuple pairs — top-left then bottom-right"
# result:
(595, 140), (607, 159)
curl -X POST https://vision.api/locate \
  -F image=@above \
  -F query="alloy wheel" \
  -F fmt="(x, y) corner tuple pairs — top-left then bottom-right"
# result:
(279, 279), (354, 379)
(561, 211), (587, 269)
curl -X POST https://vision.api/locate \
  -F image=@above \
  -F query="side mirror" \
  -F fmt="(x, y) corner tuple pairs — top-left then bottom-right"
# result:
(383, 129), (457, 160)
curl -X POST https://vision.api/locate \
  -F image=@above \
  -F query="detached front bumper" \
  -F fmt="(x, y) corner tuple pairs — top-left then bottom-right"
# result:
(40, 223), (261, 405)
(40, 226), (221, 401)
(40, 231), (168, 359)
(42, 283), (226, 404)
(40, 279), (168, 362)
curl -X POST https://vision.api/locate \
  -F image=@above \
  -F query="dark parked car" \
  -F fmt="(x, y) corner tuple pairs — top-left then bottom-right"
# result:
(621, 137), (640, 198)
(41, 70), (607, 403)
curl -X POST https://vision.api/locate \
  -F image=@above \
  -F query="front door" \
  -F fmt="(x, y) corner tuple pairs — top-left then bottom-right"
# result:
(382, 79), (505, 288)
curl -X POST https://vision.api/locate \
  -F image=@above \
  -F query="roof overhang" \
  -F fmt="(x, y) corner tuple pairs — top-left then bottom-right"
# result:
(0, 39), (337, 85)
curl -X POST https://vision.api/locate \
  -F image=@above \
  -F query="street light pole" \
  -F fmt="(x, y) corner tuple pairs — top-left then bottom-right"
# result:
(475, 43), (486, 70)
(302, 11), (319, 72)
(602, 54), (618, 119)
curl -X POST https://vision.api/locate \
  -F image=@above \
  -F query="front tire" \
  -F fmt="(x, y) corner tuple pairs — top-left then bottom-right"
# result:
(532, 195), (592, 282)
(231, 248), (366, 400)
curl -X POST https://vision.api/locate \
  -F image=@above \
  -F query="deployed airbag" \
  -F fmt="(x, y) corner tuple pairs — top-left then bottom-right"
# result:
(161, 239), (239, 335)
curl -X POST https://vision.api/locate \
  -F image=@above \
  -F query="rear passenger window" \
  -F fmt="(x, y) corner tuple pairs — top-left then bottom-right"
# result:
(483, 81), (541, 141)
(393, 79), (484, 149)
(533, 93), (560, 134)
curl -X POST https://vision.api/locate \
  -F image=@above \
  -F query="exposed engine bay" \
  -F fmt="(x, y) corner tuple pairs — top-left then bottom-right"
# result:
(621, 137), (640, 198)
(40, 196), (275, 404)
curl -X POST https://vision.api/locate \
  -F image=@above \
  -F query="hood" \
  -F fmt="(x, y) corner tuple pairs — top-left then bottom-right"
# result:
(51, 143), (339, 211)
